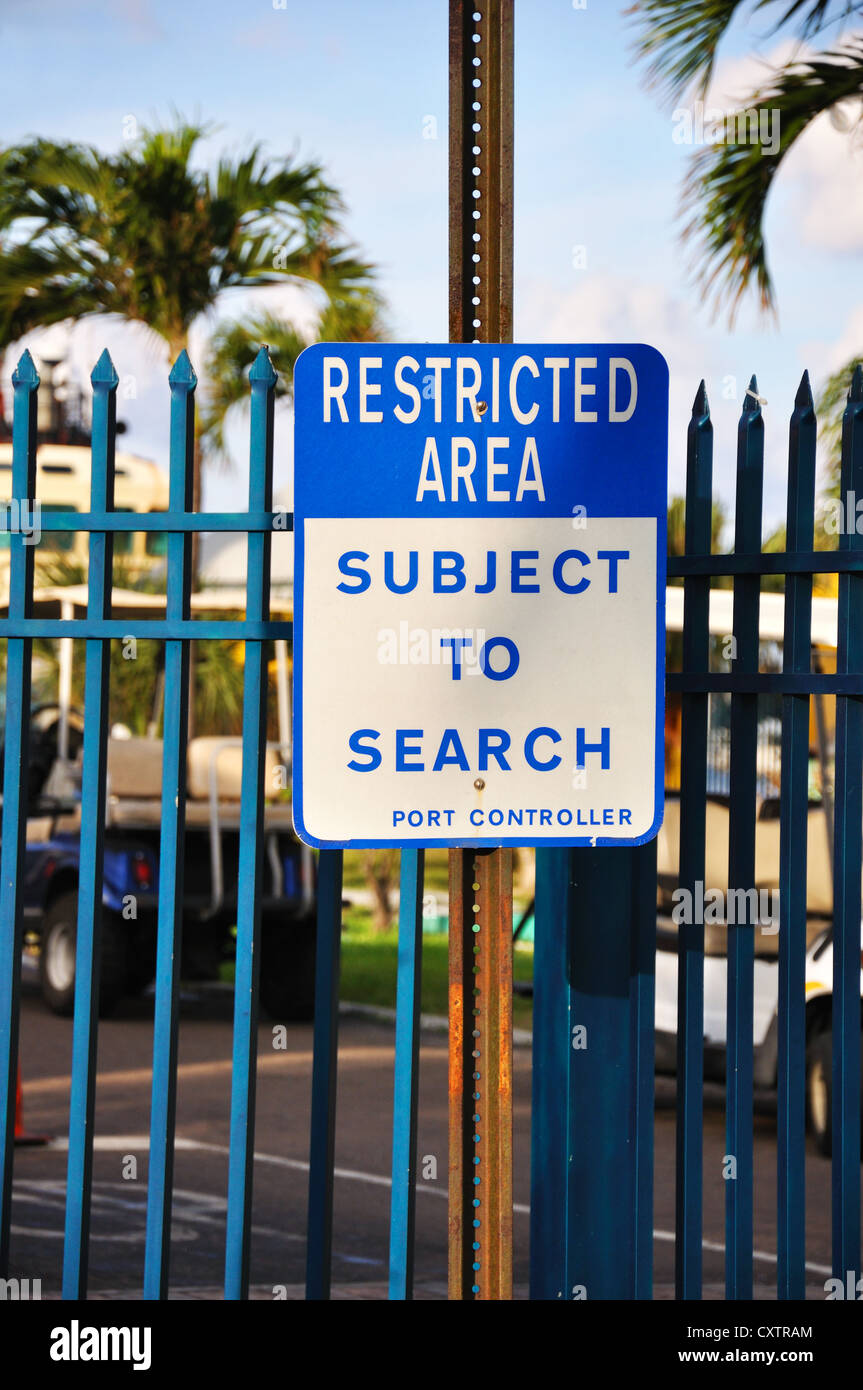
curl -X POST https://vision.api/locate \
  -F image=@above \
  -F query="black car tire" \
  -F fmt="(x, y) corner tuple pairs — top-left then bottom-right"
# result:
(807, 1028), (833, 1158)
(39, 891), (129, 1017)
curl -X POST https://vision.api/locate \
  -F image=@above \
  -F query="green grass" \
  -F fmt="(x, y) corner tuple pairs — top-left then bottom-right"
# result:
(339, 906), (533, 1031)
(221, 899), (534, 1032)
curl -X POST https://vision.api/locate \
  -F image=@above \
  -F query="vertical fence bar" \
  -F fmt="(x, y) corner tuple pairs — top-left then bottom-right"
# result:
(725, 376), (763, 1301)
(448, 0), (515, 1301)
(143, 350), (196, 1299)
(223, 346), (277, 1300)
(831, 365), (863, 1286)
(0, 352), (39, 1274)
(62, 349), (118, 1298)
(447, 848), (472, 1299)
(675, 382), (713, 1300)
(776, 373), (815, 1299)
(529, 848), (571, 1298)
(531, 844), (655, 1298)
(388, 847), (425, 1299)
(305, 848), (343, 1300)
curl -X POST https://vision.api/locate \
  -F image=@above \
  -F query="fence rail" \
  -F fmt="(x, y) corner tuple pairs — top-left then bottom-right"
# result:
(0, 348), (861, 1299)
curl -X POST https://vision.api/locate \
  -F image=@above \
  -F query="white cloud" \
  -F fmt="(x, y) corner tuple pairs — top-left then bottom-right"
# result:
(516, 271), (723, 505)
(781, 114), (863, 253)
(804, 302), (863, 378)
(703, 39), (863, 254)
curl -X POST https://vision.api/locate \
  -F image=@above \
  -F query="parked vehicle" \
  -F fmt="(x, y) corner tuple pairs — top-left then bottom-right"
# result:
(10, 706), (316, 1020)
(655, 914), (863, 1157)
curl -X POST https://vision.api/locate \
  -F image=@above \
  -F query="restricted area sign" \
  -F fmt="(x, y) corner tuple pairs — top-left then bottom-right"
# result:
(292, 343), (668, 848)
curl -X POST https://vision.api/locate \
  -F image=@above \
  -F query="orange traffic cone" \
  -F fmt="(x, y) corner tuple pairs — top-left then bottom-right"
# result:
(14, 1064), (49, 1147)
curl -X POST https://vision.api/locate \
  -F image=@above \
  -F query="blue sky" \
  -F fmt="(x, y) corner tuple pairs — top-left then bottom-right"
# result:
(2, 0), (862, 533)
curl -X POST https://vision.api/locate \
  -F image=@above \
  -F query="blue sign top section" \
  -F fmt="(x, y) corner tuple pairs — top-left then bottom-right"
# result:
(294, 342), (668, 521)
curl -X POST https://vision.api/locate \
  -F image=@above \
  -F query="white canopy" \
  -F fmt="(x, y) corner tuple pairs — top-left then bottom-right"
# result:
(0, 585), (292, 617)
(664, 585), (838, 649)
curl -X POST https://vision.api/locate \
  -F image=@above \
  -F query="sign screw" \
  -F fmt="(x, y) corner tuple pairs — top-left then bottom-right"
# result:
(474, 778), (485, 790)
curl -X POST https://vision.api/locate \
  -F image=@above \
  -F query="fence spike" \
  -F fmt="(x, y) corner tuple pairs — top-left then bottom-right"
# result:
(743, 374), (762, 414)
(169, 348), (197, 388)
(850, 364), (863, 402)
(90, 347), (119, 389)
(794, 370), (814, 412)
(249, 344), (277, 387)
(691, 380), (709, 417)
(11, 349), (39, 388)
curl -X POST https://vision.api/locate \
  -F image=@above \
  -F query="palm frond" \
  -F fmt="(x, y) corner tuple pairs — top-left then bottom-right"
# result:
(199, 285), (388, 456)
(628, 0), (745, 102)
(680, 41), (863, 318)
(0, 116), (378, 354)
(629, 0), (863, 102)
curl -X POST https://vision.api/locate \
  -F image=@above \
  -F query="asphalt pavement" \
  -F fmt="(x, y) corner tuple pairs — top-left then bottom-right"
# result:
(8, 968), (844, 1299)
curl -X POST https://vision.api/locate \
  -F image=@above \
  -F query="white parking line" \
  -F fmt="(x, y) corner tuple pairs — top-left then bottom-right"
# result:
(44, 1132), (833, 1277)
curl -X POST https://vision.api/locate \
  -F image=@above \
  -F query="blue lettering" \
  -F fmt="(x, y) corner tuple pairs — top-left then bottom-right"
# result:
(434, 551), (466, 593)
(597, 549), (629, 593)
(552, 550), (590, 595)
(475, 551), (497, 594)
(576, 727), (611, 770)
(511, 550), (539, 593)
(396, 729), (424, 771)
(480, 637), (520, 681)
(337, 551), (370, 593)
(478, 728), (511, 771)
(384, 549), (418, 594)
(441, 635), (473, 680)
(524, 727), (562, 771)
(348, 729), (381, 770)
(433, 728), (470, 771)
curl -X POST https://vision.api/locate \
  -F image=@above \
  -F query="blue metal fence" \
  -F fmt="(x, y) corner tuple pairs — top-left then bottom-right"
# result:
(0, 350), (861, 1299)
(0, 346), (296, 1299)
(664, 370), (861, 1300)
(529, 369), (863, 1300)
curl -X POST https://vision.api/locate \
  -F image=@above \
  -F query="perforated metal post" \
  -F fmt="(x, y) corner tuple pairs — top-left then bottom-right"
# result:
(447, 0), (514, 1302)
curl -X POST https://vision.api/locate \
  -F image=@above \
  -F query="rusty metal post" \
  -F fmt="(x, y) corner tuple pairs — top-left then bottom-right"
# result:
(448, 0), (514, 1301)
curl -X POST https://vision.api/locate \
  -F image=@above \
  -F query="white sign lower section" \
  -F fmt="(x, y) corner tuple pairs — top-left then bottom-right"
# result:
(296, 515), (658, 846)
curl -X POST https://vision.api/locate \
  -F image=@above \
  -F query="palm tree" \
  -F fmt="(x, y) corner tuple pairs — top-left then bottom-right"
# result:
(200, 282), (388, 456)
(630, 2), (863, 320)
(0, 118), (383, 738)
(0, 118), (376, 552)
(201, 286), (393, 923)
(631, 4), (863, 496)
